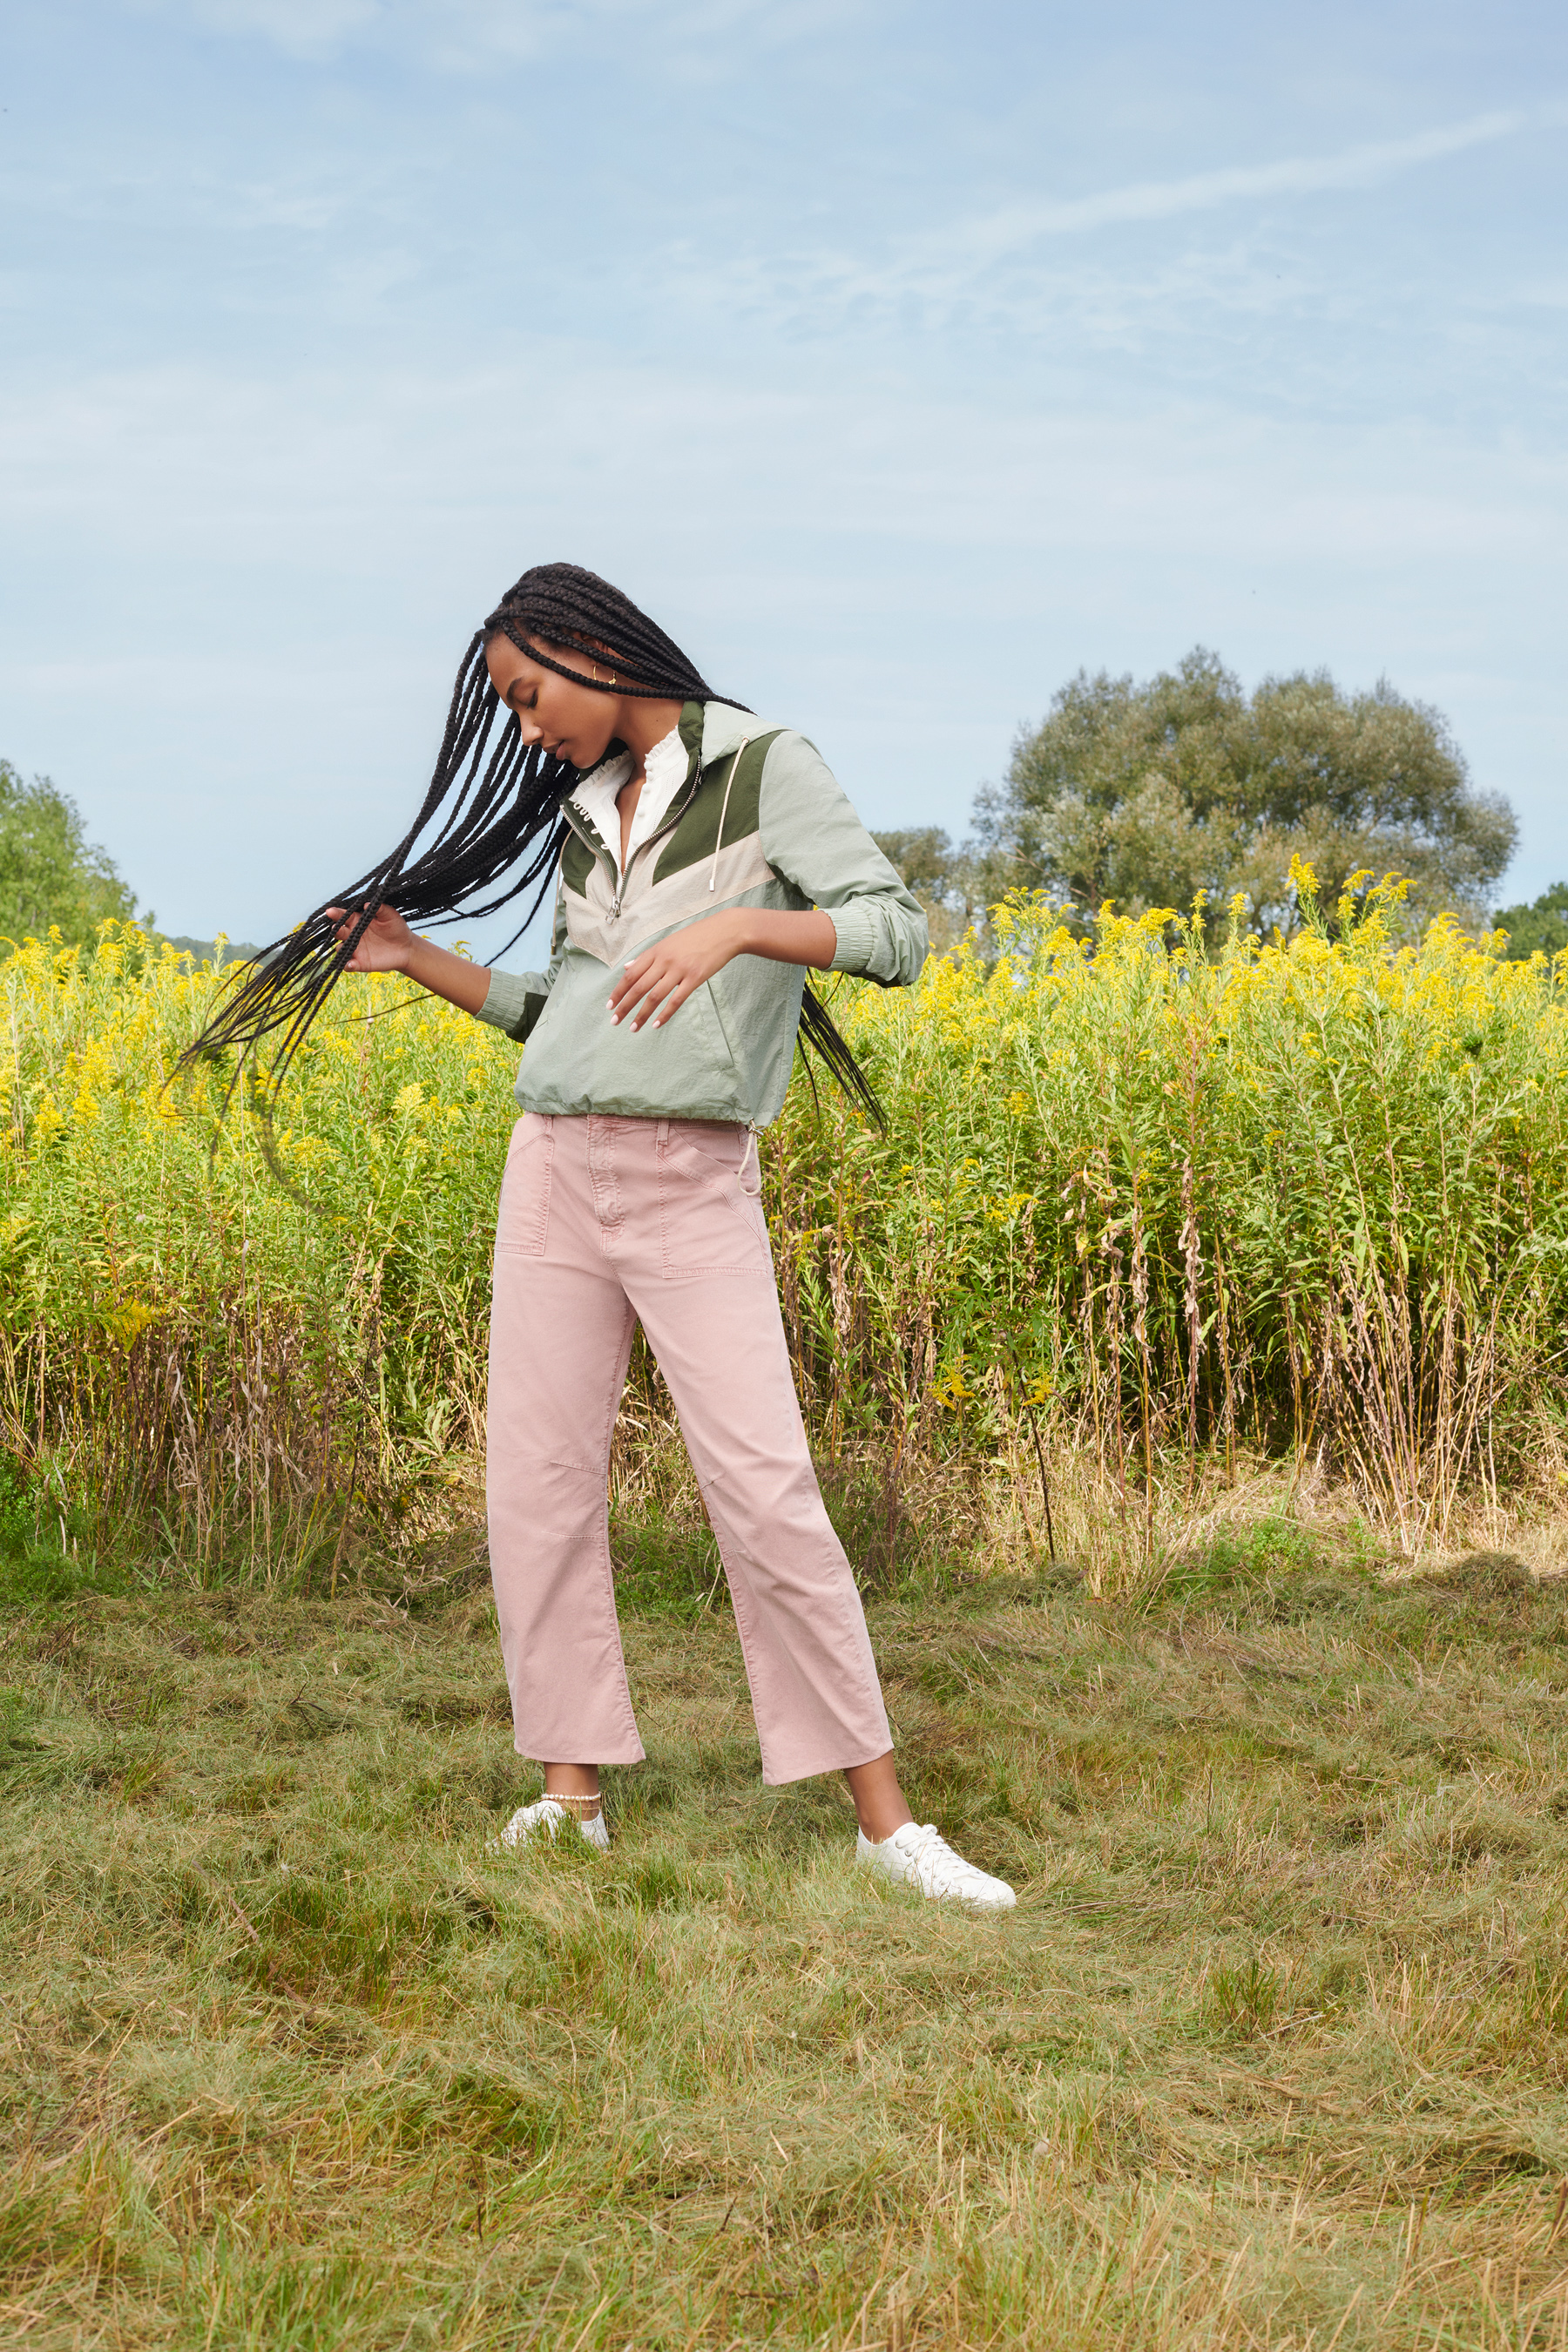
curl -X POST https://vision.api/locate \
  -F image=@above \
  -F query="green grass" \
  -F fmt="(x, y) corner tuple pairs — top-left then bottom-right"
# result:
(8, 1526), (1568, 2348)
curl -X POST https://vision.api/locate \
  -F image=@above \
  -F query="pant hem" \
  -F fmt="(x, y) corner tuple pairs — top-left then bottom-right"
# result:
(760, 1736), (894, 1788)
(514, 1741), (647, 1767)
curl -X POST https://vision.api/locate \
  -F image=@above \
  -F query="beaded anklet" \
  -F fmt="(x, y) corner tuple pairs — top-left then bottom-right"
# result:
(544, 1789), (603, 1814)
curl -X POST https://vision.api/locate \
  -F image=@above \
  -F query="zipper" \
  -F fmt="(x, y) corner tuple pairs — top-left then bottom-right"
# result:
(614, 735), (749, 915)
(557, 797), (635, 915)
(561, 741), (715, 925)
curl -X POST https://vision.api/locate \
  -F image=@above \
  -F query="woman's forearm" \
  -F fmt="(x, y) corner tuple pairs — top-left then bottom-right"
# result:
(402, 934), (494, 1016)
(726, 909), (839, 970)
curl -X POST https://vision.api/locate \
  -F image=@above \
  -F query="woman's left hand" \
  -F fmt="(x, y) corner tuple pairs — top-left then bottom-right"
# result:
(608, 912), (746, 1032)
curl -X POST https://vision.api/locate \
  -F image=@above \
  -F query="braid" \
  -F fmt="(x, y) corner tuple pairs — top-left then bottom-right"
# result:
(185, 560), (882, 1125)
(483, 563), (748, 711)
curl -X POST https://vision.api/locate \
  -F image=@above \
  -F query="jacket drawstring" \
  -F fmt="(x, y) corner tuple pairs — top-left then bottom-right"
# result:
(708, 741), (750, 891)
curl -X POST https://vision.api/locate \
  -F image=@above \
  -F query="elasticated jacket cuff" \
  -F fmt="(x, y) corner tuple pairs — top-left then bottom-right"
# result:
(827, 902), (880, 976)
(473, 969), (537, 1038)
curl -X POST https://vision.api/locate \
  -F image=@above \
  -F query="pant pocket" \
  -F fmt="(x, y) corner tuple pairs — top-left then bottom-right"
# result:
(495, 1115), (554, 1259)
(657, 1122), (768, 1276)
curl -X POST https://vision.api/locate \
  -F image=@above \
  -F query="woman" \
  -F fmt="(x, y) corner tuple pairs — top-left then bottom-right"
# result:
(195, 563), (1015, 1910)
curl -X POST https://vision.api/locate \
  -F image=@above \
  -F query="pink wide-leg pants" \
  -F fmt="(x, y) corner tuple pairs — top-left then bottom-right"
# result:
(485, 1112), (892, 1785)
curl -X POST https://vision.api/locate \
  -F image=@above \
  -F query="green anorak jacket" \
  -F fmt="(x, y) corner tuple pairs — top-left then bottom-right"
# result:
(474, 699), (927, 1127)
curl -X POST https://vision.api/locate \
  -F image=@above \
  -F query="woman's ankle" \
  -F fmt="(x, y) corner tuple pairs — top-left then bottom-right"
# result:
(542, 1767), (602, 1821)
(843, 1751), (916, 1844)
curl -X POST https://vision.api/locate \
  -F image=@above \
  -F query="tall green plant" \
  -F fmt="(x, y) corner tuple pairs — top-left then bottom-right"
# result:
(0, 896), (1565, 1563)
(769, 876), (1568, 1548)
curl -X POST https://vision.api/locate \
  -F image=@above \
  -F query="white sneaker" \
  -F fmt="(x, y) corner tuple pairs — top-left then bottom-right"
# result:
(490, 1798), (610, 1853)
(857, 1821), (1017, 1909)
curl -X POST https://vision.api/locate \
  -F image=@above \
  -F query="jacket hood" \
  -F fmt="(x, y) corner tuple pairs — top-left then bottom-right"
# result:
(699, 700), (772, 767)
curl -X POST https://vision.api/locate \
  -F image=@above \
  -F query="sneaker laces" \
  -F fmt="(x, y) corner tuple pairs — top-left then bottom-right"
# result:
(893, 1822), (988, 1897)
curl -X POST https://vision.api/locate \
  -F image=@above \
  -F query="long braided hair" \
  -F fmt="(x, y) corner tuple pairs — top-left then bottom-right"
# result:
(185, 561), (882, 1121)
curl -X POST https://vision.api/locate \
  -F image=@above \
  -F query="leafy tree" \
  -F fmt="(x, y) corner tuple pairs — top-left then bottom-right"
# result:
(972, 648), (1516, 939)
(872, 827), (987, 953)
(0, 760), (142, 950)
(1493, 882), (1568, 962)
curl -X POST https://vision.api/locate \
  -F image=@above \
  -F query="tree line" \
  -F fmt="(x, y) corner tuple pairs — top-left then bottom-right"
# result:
(0, 760), (256, 962)
(877, 647), (1556, 958)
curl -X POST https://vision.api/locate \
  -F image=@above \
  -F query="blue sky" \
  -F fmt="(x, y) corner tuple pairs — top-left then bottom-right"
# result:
(3, 0), (1564, 957)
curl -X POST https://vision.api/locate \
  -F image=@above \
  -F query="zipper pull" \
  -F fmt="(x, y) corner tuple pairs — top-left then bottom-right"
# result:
(611, 889), (623, 919)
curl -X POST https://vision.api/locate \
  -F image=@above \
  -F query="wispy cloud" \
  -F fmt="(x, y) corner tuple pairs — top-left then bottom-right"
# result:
(943, 112), (1531, 257)
(681, 108), (1545, 328)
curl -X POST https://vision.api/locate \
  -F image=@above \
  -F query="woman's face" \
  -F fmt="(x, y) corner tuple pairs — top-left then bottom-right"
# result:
(484, 633), (618, 773)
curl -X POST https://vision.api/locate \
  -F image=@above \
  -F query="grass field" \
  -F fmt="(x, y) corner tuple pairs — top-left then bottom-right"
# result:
(9, 1510), (1568, 2349)
(7, 902), (1568, 2345)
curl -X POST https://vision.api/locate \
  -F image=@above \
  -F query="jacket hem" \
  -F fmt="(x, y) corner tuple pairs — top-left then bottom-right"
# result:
(516, 1092), (762, 1125)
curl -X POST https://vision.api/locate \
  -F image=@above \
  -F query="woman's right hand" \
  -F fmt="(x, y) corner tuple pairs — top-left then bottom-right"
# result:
(323, 903), (492, 1017)
(326, 903), (416, 973)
